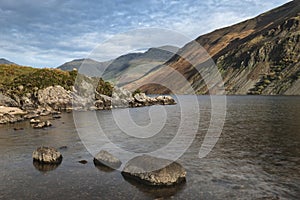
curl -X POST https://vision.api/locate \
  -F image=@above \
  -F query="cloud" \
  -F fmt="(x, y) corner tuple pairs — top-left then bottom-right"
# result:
(0, 0), (291, 67)
(90, 28), (191, 61)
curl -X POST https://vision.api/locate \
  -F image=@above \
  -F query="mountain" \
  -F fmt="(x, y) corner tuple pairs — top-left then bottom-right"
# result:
(102, 45), (178, 85)
(0, 58), (16, 65)
(57, 46), (178, 85)
(57, 58), (111, 77)
(124, 0), (300, 95)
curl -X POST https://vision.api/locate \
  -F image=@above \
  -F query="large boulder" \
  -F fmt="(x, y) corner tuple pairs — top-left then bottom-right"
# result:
(93, 150), (122, 169)
(32, 146), (62, 164)
(122, 155), (186, 186)
(38, 86), (72, 110)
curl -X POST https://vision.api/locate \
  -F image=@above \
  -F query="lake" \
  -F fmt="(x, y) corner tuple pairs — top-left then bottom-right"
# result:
(0, 96), (299, 199)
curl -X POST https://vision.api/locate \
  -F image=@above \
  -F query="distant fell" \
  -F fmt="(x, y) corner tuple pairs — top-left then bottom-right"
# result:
(0, 58), (17, 65)
(57, 46), (179, 86)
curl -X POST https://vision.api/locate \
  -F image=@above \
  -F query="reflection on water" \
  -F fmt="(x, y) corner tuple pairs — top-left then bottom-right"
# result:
(0, 96), (300, 199)
(33, 161), (62, 172)
(122, 174), (186, 199)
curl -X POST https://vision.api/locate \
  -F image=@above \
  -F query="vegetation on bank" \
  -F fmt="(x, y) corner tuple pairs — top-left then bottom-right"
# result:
(0, 64), (113, 99)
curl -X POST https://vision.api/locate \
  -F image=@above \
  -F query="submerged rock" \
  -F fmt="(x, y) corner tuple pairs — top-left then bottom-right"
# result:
(32, 146), (63, 164)
(122, 155), (186, 186)
(52, 114), (61, 119)
(59, 146), (68, 150)
(13, 127), (24, 131)
(78, 160), (88, 164)
(30, 119), (41, 124)
(93, 150), (122, 169)
(32, 120), (52, 129)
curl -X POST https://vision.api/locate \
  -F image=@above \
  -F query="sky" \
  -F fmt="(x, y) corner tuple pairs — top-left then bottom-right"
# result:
(0, 0), (291, 68)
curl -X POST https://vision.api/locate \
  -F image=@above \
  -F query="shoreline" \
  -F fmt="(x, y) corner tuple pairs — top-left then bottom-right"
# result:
(0, 85), (176, 125)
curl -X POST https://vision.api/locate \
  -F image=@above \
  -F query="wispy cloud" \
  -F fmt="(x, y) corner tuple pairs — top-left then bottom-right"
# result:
(0, 0), (291, 67)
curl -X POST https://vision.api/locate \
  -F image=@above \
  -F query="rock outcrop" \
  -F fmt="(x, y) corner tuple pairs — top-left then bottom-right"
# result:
(38, 85), (72, 110)
(0, 85), (176, 124)
(32, 146), (63, 164)
(0, 94), (18, 107)
(122, 155), (186, 186)
(93, 150), (122, 169)
(0, 106), (27, 124)
(0, 63), (176, 125)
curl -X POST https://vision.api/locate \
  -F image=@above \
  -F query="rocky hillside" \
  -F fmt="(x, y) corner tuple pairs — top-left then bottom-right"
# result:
(125, 0), (300, 95)
(58, 46), (178, 86)
(0, 64), (113, 109)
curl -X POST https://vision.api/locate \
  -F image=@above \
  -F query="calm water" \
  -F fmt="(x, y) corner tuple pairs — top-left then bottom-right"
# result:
(0, 96), (299, 200)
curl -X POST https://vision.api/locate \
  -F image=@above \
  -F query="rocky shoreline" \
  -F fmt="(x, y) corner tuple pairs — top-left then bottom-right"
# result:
(0, 85), (176, 125)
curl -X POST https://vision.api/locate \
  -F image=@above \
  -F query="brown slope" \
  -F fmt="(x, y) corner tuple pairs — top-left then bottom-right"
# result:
(124, 0), (300, 95)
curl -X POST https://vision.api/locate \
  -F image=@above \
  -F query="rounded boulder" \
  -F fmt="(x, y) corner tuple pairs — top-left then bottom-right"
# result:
(32, 146), (63, 164)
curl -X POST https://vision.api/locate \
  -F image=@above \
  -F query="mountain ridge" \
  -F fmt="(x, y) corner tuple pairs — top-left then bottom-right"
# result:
(125, 0), (300, 95)
(57, 46), (178, 86)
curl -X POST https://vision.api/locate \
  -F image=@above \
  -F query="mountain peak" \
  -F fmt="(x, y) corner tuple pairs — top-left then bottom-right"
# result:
(0, 58), (16, 65)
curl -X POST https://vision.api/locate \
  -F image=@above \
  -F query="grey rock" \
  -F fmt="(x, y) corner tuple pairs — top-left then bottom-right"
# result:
(155, 96), (176, 105)
(32, 146), (62, 164)
(134, 93), (148, 103)
(21, 96), (35, 110)
(38, 86), (72, 110)
(24, 113), (39, 119)
(0, 106), (27, 124)
(93, 150), (122, 168)
(95, 93), (112, 109)
(122, 155), (186, 186)
(0, 94), (18, 107)
(32, 120), (52, 129)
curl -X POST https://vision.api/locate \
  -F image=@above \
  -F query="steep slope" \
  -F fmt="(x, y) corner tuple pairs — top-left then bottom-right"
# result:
(103, 46), (178, 85)
(125, 0), (300, 95)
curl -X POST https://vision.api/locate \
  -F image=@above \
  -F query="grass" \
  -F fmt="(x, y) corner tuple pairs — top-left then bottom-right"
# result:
(0, 64), (113, 99)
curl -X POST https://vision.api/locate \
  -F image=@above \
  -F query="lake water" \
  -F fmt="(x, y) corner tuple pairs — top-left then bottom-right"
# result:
(0, 96), (299, 199)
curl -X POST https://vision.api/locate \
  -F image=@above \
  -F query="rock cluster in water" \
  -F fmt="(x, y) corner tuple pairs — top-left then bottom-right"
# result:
(31, 147), (186, 187)
(0, 85), (176, 124)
